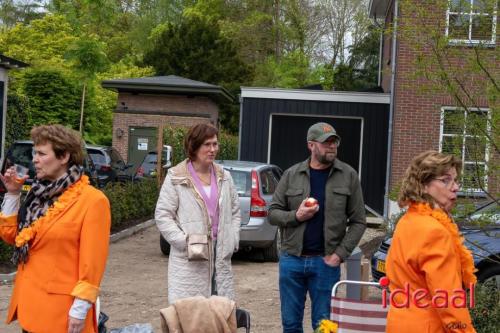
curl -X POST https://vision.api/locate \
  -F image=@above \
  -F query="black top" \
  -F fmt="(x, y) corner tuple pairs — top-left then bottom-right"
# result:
(302, 166), (331, 255)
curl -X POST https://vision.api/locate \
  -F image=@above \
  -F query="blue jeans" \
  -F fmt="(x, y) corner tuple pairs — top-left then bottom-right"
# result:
(279, 252), (341, 333)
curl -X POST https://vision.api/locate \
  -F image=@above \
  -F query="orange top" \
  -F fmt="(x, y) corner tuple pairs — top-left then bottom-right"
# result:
(385, 204), (476, 333)
(0, 177), (110, 333)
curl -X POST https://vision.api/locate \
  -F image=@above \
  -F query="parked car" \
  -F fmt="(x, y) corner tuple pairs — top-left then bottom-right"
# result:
(371, 203), (500, 287)
(86, 145), (133, 187)
(159, 160), (283, 262)
(134, 146), (172, 179)
(0, 140), (98, 199)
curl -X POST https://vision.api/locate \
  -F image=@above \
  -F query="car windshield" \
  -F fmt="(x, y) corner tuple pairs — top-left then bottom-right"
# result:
(144, 153), (157, 164)
(89, 151), (106, 165)
(226, 170), (251, 197)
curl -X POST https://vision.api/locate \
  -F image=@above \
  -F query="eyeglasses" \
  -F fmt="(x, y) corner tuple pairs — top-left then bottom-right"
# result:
(434, 177), (461, 188)
(318, 138), (340, 147)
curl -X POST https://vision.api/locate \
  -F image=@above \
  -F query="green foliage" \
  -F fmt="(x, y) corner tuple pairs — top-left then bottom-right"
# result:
(0, 241), (13, 266)
(101, 179), (159, 231)
(143, 15), (251, 93)
(5, 93), (31, 147)
(253, 50), (315, 88)
(163, 126), (238, 165)
(470, 282), (500, 333)
(332, 25), (380, 91)
(0, 14), (77, 66)
(23, 68), (81, 129)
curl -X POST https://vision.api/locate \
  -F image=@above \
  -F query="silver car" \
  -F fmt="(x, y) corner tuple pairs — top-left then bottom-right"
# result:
(159, 160), (283, 262)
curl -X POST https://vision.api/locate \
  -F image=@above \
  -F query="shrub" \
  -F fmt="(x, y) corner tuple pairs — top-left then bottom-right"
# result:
(102, 178), (159, 231)
(471, 282), (500, 333)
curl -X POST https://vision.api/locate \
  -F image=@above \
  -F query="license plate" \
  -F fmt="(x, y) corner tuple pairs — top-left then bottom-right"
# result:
(22, 185), (31, 192)
(377, 260), (386, 273)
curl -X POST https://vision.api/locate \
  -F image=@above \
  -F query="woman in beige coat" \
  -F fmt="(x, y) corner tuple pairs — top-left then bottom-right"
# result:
(155, 123), (240, 304)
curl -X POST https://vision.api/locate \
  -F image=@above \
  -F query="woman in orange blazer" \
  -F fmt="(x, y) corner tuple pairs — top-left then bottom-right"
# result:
(385, 151), (476, 333)
(0, 125), (111, 333)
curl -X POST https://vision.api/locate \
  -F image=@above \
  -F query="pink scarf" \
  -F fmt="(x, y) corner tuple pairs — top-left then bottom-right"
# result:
(188, 161), (220, 239)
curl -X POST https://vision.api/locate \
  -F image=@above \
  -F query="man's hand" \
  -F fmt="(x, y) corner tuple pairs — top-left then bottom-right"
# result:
(295, 198), (319, 222)
(68, 316), (85, 333)
(323, 253), (341, 267)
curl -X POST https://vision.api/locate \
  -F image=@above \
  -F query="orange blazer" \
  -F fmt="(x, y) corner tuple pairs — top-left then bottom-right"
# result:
(385, 207), (476, 333)
(0, 180), (111, 333)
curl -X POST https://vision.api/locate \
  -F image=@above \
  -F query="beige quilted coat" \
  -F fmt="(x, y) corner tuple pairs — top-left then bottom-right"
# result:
(155, 160), (241, 304)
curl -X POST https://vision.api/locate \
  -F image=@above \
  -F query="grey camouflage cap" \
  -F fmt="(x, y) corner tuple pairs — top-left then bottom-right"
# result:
(307, 122), (341, 143)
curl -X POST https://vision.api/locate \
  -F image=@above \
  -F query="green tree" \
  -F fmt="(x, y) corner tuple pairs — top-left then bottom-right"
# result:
(5, 92), (31, 147)
(0, 0), (46, 28)
(23, 68), (81, 128)
(65, 36), (109, 133)
(332, 25), (379, 91)
(143, 15), (251, 131)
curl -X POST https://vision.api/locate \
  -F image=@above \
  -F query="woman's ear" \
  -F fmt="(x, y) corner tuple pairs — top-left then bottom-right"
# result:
(60, 152), (70, 165)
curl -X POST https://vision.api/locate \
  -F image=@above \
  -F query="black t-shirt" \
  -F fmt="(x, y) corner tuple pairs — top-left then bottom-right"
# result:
(302, 166), (331, 255)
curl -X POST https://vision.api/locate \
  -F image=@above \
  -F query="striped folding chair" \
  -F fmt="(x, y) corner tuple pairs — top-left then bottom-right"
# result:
(330, 280), (388, 333)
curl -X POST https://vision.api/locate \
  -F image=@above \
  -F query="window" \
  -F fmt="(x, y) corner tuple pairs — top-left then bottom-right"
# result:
(226, 170), (251, 197)
(447, 0), (497, 45)
(260, 169), (279, 195)
(440, 107), (491, 193)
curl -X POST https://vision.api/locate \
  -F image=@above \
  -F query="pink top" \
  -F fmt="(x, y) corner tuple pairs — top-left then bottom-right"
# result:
(187, 161), (220, 239)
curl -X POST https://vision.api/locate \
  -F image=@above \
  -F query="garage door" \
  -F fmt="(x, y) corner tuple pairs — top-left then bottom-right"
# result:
(269, 114), (363, 174)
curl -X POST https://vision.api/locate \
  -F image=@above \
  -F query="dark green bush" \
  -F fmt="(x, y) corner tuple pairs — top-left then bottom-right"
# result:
(102, 178), (159, 231)
(471, 282), (500, 332)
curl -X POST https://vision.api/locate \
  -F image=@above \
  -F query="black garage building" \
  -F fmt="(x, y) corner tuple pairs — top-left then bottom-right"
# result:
(239, 87), (390, 215)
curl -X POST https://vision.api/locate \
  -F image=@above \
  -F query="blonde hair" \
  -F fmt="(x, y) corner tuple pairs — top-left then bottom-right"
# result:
(31, 124), (85, 166)
(398, 150), (462, 208)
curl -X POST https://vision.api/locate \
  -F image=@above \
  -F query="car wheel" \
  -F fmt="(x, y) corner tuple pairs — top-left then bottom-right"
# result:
(477, 264), (500, 289)
(262, 229), (280, 262)
(160, 234), (171, 256)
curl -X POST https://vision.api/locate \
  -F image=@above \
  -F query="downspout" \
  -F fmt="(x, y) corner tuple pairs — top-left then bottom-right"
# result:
(377, 24), (383, 86)
(237, 92), (243, 160)
(383, 0), (398, 219)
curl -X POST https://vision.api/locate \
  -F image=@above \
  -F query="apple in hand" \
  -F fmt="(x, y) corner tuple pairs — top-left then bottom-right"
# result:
(304, 197), (318, 207)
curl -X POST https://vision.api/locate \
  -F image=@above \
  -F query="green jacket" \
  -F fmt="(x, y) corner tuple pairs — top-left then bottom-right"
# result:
(268, 158), (366, 261)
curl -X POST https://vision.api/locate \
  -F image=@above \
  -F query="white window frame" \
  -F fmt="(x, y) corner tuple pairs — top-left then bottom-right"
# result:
(445, 0), (497, 46)
(439, 106), (491, 194)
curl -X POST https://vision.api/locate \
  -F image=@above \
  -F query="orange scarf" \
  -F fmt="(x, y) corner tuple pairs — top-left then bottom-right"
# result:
(410, 202), (477, 286)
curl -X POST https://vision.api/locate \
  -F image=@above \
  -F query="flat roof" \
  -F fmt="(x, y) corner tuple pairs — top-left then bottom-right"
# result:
(0, 54), (29, 70)
(102, 75), (234, 103)
(240, 87), (390, 104)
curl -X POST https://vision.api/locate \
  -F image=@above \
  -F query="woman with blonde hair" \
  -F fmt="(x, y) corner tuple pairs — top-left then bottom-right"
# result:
(155, 123), (240, 303)
(385, 150), (476, 332)
(0, 124), (111, 333)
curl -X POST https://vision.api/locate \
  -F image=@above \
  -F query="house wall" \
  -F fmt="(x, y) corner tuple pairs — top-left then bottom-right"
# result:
(112, 93), (218, 161)
(385, 1), (498, 197)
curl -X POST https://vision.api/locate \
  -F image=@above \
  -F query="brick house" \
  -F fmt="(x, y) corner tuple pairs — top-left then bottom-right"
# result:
(101, 75), (233, 168)
(369, 0), (498, 215)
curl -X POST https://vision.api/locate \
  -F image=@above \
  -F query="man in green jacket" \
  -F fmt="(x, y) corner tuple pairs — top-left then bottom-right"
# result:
(268, 122), (366, 333)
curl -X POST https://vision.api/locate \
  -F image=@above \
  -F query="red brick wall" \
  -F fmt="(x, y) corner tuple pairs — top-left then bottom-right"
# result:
(112, 93), (218, 161)
(385, 1), (498, 195)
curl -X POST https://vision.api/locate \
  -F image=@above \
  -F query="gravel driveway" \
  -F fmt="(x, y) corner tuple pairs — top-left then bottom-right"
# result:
(0, 224), (384, 333)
